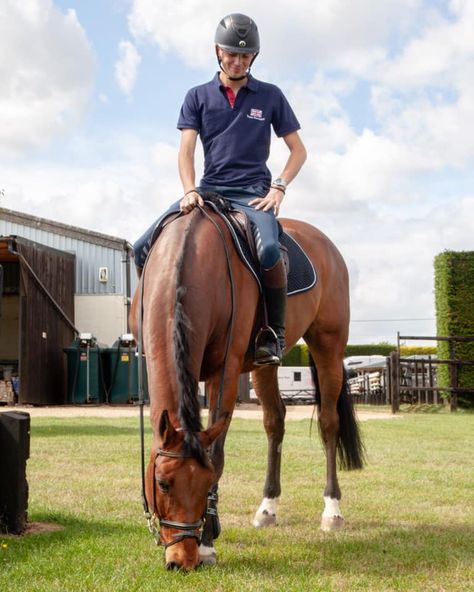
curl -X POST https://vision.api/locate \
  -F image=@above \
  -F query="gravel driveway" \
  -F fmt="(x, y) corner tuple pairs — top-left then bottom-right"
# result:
(7, 404), (398, 422)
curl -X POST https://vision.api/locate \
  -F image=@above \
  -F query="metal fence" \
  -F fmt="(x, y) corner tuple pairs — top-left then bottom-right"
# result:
(348, 370), (389, 405)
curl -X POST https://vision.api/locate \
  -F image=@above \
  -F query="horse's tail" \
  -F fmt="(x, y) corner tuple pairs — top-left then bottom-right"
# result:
(310, 356), (365, 470)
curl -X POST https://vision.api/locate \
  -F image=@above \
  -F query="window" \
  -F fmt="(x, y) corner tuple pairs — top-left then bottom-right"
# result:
(0, 262), (20, 295)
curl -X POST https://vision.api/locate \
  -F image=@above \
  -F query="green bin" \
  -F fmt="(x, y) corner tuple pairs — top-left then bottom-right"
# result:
(64, 335), (104, 404)
(102, 335), (148, 404)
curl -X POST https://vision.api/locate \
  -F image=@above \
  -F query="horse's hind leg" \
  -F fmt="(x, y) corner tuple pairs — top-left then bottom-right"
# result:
(251, 365), (286, 527)
(306, 332), (346, 532)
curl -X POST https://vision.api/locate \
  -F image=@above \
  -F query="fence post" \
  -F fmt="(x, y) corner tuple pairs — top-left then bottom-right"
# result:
(428, 355), (436, 404)
(449, 340), (458, 412)
(390, 351), (400, 413)
(238, 373), (250, 403)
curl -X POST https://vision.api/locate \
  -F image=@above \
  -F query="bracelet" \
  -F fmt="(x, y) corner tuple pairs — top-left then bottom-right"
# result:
(183, 188), (198, 197)
(270, 184), (286, 194)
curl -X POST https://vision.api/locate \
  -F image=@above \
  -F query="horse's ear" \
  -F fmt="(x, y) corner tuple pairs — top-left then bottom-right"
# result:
(198, 413), (230, 448)
(158, 410), (176, 447)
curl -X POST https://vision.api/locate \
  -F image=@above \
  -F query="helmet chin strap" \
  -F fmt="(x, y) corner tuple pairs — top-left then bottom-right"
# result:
(216, 52), (258, 82)
(218, 61), (249, 81)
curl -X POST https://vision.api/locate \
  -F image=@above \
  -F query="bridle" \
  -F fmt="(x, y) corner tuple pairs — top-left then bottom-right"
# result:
(147, 447), (205, 549)
(137, 199), (235, 549)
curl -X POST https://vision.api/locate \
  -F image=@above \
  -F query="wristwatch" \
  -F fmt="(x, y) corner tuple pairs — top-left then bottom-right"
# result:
(272, 177), (288, 190)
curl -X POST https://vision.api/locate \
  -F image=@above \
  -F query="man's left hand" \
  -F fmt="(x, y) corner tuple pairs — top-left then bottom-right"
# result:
(249, 188), (284, 216)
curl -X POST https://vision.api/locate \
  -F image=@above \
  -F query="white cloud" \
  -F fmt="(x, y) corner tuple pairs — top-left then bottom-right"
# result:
(127, 0), (424, 73)
(0, 0), (95, 157)
(365, 2), (474, 167)
(0, 136), (181, 241)
(128, 0), (218, 69)
(115, 40), (142, 98)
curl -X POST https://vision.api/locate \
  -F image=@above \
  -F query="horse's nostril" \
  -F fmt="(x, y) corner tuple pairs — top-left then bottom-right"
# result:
(166, 561), (181, 571)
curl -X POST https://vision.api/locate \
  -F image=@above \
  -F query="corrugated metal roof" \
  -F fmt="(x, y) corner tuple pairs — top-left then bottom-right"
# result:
(0, 208), (133, 295)
(0, 207), (128, 249)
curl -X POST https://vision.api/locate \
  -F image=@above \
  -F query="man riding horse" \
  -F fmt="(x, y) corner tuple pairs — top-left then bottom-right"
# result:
(133, 13), (307, 365)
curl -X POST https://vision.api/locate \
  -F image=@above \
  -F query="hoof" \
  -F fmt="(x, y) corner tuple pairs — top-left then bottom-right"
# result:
(253, 510), (277, 528)
(199, 545), (217, 567)
(200, 554), (217, 567)
(320, 515), (344, 532)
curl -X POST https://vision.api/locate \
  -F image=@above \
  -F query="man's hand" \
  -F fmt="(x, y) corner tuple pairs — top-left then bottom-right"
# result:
(249, 187), (285, 216)
(179, 190), (205, 214)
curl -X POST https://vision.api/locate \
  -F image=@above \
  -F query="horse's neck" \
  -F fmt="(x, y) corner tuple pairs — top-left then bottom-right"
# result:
(145, 212), (223, 430)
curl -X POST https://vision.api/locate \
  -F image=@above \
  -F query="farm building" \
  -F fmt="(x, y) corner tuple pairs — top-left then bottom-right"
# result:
(0, 207), (136, 405)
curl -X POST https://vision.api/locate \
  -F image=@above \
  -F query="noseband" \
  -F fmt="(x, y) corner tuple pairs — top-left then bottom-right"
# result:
(158, 518), (203, 549)
(147, 446), (206, 549)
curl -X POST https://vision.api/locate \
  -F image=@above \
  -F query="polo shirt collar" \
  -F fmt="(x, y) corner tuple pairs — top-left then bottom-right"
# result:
(213, 72), (258, 93)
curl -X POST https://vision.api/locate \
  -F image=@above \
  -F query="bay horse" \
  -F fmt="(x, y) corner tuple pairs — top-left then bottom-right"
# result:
(130, 202), (364, 571)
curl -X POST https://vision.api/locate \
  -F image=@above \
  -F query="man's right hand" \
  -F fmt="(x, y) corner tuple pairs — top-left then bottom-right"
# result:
(179, 190), (205, 214)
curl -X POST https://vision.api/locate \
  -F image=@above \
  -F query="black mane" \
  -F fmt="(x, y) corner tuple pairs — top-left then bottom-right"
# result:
(200, 191), (231, 213)
(173, 214), (209, 467)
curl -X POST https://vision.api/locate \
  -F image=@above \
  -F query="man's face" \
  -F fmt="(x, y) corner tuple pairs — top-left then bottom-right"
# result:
(217, 48), (255, 79)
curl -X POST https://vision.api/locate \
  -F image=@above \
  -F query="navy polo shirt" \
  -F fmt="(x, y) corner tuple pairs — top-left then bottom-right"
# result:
(177, 73), (300, 188)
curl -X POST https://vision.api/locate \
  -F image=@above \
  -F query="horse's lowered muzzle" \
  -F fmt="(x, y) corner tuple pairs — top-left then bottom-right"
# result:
(164, 538), (200, 572)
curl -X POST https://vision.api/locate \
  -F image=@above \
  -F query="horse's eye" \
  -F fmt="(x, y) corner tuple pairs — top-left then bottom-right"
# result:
(157, 479), (169, 494)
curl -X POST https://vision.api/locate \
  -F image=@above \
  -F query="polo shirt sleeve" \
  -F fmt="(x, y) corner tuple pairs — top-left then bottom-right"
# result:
(272, 88), (301, 138)
(177, 88), (201, 131)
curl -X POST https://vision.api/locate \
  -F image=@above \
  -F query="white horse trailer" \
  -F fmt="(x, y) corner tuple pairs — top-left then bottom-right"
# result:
(250, 366), (315, 404)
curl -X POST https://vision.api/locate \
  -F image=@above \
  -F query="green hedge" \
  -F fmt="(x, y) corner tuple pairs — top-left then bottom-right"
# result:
(282, 344), (309, 366)
(282, 343), (436, 366)
(344, 343), (395, 357)
(434, 250), (474, 408)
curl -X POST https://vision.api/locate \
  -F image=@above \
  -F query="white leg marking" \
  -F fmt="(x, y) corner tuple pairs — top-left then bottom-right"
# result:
(253, 497), (279, 527)
(199, 544), (217, 566)
(321, 496), (344, 532)
(322, 496), (342, 518)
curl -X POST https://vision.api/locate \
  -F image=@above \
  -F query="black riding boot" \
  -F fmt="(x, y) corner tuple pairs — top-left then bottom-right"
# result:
(255, 259), (287, 366)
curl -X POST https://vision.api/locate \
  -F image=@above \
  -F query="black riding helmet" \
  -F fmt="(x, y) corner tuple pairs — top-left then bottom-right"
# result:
(215, 13), (260, 80)
(215, 13), (260, 53)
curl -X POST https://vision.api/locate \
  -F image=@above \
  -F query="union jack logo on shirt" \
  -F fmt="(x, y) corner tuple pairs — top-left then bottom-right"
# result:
(247, 108), (265, 121)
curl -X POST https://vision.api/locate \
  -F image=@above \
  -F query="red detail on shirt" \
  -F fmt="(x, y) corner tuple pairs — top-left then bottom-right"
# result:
(224, 86), (236, 108)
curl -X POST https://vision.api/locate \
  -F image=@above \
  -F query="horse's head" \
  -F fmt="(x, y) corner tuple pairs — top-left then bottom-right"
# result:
(146, 410), (227, 571)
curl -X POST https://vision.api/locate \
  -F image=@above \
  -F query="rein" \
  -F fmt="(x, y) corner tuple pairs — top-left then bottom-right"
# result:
(137, 202), (236, 548)
(195, 203), (236, 414)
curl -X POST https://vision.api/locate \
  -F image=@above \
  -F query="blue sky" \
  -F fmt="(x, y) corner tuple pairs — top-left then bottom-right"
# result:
(1, 1), (473, 344)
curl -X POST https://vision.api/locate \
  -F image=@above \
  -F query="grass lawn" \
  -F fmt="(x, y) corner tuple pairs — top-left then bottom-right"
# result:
(1, 410), (473, 591)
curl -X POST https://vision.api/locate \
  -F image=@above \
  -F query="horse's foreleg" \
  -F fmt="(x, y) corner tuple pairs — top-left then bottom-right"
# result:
(199, 440), (226, 566)
(198, 372), (237, 566)
(251, 365), (286, 527)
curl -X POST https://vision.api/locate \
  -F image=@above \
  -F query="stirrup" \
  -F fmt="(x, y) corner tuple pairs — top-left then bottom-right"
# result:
(254, 327), (282, 366)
